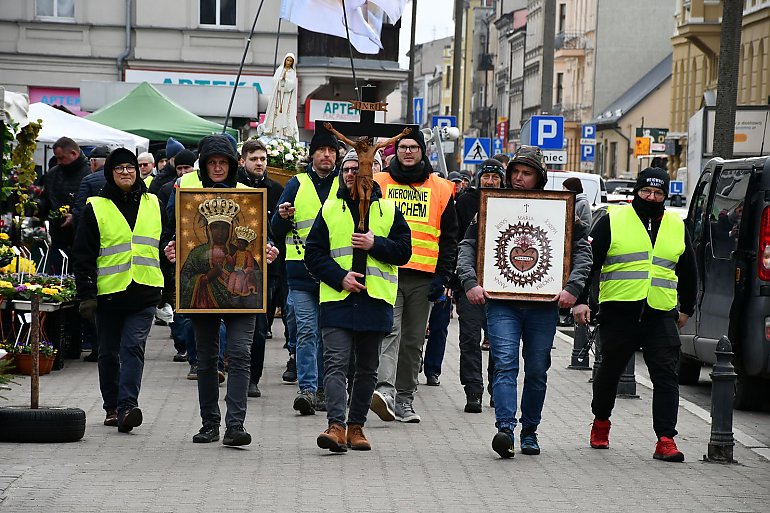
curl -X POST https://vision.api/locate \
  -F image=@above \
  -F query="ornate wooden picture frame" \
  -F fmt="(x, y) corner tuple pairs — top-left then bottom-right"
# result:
(477, 189), (575, 301)
(175, 188), (267, 314)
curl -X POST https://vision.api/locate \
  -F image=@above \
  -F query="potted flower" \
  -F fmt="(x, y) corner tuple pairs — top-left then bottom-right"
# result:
(242, 136), (308, 186)
(6, 340), (57, 375)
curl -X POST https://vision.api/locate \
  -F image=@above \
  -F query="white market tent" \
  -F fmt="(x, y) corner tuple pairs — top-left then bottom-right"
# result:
(29, 102), (149, 153)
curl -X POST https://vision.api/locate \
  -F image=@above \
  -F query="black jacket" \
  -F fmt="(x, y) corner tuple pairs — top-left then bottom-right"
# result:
(148, 160), (178, 196)
(73, 148), (165, 311)
(39, 153), (91, 245)
(576, 203), (697, 320)
(455, 187), (480, 238)
(238, 166), (285, 277)
(304, 176), (412, 332)
(73, 168), (106, 225)
(383, 157), (459, 280)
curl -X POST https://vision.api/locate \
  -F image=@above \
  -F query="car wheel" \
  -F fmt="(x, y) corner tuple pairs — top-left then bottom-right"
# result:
(0, 406), (86, 443)
(677, 353), (702, 385)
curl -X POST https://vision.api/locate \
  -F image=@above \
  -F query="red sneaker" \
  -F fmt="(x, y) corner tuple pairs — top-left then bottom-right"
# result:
(590, 419), (611, 449)
(653, 436), (685, 462)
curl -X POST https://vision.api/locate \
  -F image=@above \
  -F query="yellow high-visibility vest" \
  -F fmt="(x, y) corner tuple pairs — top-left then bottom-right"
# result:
(89, 194), (164, 295)
(599, 205), (685, 310)
(319, 198), (398, 305)
(285, 173), (339, 261)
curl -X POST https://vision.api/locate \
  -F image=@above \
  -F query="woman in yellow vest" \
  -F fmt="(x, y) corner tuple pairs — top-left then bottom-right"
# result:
(73, 147), (167, 434)
(573, 167), (697, 462)
(304, 149), (412, 452)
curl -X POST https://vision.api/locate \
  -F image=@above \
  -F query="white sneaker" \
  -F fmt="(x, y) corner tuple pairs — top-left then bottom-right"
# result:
(395, 401), (421, 423)
(370, 390), (396, 421)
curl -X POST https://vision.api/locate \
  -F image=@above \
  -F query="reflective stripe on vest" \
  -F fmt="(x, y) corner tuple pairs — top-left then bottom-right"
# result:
(285, 173), (339, 261)
(374, 172), (453, 273)
(178, 171), (250, 189)
(88, 194), (164, 295)
(598, 205), (685, 310)
(319, 198), (398, 305)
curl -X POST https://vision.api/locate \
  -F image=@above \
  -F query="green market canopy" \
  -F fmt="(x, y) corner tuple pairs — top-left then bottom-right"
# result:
(87, 82), (237, 144)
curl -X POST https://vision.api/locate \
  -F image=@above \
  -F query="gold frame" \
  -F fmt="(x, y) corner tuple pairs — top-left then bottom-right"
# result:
(175, 188), (267, 314)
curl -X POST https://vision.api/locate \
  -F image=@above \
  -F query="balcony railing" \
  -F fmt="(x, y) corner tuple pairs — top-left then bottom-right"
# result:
(554, 31), (591, 51)
(553, 103), (590, 122)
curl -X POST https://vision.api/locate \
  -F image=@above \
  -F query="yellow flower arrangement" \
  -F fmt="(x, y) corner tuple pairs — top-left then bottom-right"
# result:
(0, 280), (14, 289)
(0, 233), (9, 241)
(41, 287), (59, 296)
(0, 257), (36, 274)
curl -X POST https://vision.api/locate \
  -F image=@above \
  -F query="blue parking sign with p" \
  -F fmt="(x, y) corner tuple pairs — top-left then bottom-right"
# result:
(581, 144), (595, 162)
(581, 124), (596, 140)
(432, 115), (456, 129)
(529, 115), (564, 150)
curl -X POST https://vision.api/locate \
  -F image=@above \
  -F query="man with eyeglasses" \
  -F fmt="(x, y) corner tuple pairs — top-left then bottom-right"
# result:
(573, 167), (697, 462)
(73, 148), (167, 433)
(371, 130), (458, 423)
(137, 152), (156, 183)
(304, 149), (411, 452)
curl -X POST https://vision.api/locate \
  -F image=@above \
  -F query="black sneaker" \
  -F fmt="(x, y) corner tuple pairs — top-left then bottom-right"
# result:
(293, 390), (315, 415)
(193, 424), (220, 443)
(282, 356), (297, 383)
(265, 330), (272, 339)
(83, 352), (99, 362)
(464, 393), (482, 413)
(223, 425), (252, 446)
(117, 407), (143, 433)
(492, 429), (515, 459)
(248, 383), (261, 398)
(520, 431), (541, 455)
(426, 375), (440, 386)
(314, 390), (327, 411)
(173, 352), (187, 362)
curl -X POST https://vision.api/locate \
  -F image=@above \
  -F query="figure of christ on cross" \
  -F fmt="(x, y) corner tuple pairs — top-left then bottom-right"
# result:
(323, 121), (411, 232)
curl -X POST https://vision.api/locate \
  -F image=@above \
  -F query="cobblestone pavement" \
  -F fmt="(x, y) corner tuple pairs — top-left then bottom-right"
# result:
(1, 318), (768, 512)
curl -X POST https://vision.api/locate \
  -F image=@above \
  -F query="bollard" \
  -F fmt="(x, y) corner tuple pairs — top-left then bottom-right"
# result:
(568, 324), (591, 370)
(616, 353), (640, 399)
(705, 335), (737, 463)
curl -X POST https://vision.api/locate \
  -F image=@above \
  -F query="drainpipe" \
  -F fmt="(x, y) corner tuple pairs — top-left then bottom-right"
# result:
(612, 125), (631, 175)
(116, 0), (132, 79)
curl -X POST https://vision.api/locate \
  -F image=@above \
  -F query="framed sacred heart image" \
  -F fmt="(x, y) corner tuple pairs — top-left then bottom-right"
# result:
(477, 189), (574, 301)
(175, 188), (267, 314)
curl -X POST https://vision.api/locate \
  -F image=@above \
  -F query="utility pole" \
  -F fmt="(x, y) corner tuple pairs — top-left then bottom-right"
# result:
(451, 0), (464, 170)
(406, 0), (418, 124)
(540, 0), (556, 114)
(712, 0), (743, 159)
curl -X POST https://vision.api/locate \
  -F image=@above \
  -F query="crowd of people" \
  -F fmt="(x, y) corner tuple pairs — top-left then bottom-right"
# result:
(40, 122), (695, 461)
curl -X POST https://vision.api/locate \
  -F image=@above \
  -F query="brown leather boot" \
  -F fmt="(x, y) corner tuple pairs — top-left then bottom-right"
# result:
(317, 423), (348, 453)
(347, 424), (371, 451)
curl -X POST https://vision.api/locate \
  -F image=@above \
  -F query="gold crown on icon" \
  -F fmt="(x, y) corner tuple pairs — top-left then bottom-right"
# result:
(234, 226), (257, 243)
(198, 198), (241, 224)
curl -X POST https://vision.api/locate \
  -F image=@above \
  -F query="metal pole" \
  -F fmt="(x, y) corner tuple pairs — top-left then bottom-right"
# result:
(406, 0), (418, 124)
(540, 0), (556, 114)
(450, 0), (464, 171)
(616, 353), (639, 399)
(222, 0), (266, 133)
(705, 336), (737, 463)
(31, 296), (40, 409)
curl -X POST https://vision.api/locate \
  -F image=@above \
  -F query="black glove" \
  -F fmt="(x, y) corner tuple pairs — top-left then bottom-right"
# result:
(427, 276), (447, 302)
(79, 299), (97, 322)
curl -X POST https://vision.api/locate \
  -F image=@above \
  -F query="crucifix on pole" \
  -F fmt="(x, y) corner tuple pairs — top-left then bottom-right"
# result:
(315, 84), (418, 281)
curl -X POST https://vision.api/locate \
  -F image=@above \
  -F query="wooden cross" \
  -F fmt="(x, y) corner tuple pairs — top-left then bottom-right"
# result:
(315, 84), (418, 282)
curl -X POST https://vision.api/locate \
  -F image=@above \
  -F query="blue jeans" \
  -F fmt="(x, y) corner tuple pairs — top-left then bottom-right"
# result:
(487, 301), (558, 433)
(172, 313), (195, 362)
(96, 306), (155, 414)
(290, 289), (323, 392)
(423, 298), (452, 377)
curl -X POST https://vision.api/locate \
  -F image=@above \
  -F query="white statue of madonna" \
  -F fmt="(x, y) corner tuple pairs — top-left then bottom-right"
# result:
(258, 52), (299, 141)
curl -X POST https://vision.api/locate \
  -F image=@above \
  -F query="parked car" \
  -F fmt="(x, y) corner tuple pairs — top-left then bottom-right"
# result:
(680, 155), (770, 409)
(545, 170), (607, 206)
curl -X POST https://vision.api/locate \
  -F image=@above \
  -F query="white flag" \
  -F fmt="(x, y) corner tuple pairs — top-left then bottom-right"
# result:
(280, 0), (408, 55)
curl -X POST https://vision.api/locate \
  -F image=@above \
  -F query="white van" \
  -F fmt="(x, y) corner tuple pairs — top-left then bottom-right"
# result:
(544, 170), (607, 206)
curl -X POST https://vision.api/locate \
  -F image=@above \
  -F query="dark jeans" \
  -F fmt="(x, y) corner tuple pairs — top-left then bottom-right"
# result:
(456, 289), (485, 395)
(592, 315), (681, 438)
(423, 298), (452, 378)
(190, 314), (256, 428)
(96, 306), (155, 415)
(171, 313), (194, 360)
(266, 275), (280, 331)
(250, 313), (268, 385)
(322, 327), (382, 427)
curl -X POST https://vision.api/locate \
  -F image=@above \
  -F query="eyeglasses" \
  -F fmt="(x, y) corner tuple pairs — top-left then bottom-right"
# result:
(343, 167), (359, 175)
(113, 165), (136, 173)
(397, 145), (421, 153)
(638, 187), (665, 199)
(138, 162), (153, 167)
